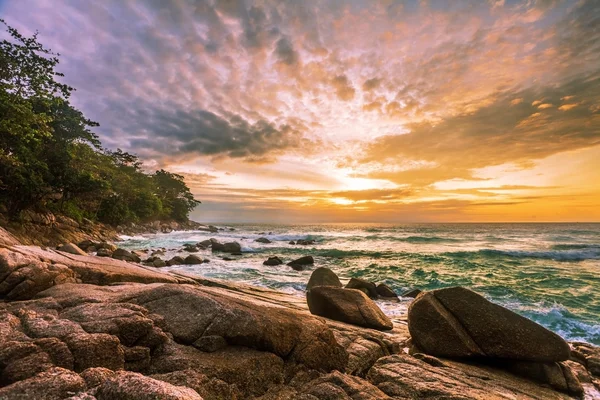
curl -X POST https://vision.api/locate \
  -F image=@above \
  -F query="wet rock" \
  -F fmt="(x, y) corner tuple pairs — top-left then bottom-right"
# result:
(287, 256), (314, 271)
(193, 335), (227, 353)
(95, 371), (203, 399)
(306, 267), (342, 291)
(197, 239), (212, 249)
(307, 286), (393, 330)
(376, 283), (398, 299)
(167, 256), (185, 266)
(289, 241), (295, 245)
(256, 237), (272, 243)
(0, 367), (86, 400)
(211, 241), (242, 253)
(221, 257), (235, 261)
(153, 258), (166, 268)
(401, 288), (421, 298)
(184, 255), (204, 265)
(408, 286), (571, 362)
(296, 239), (316, 246)
(346, 278), (378, 299)
(111, 249), (141, 263)
(96, 248), (112, 258)
(183, 244), (199, 253)
(263, 256), (283, 266)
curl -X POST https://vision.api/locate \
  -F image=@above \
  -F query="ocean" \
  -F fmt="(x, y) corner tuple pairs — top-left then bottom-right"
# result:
(117, 223), (600, 345)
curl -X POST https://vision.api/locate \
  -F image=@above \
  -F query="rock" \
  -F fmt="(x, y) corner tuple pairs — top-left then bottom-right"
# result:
(64, 333), (125, 372)
(0, 226), (20, 246)
(77, 240), (96, 251)
(401, 288), (421, 298)
(256, 237), (272, 243)
(221, 257), (235, 261)
(112, 248), (141, 263)
(124, 284), (347, 372)
(346, 278), (378, 299)
(184, 255), (204, 265)
(376, 283), (398, 299)
(97, 242), (117, 252)
(0, 367), (86, 400)
(289, 241), (295, 245)
(296, 239), (316, 246)
(95, 371), (203, 399)
(167, 256), (185, 266)
(151, 369), (239, 400)
(263, 256), (283, 266)
(197, 240), (212, 249)
(96, 248), (112, 257)
(408, 286), (571, 362)
(211, 241), (242, 253)
(153, 258), (167, 268)
(306, 286), (393, 330)
(58, 243), (88, 256)
(504, 360), (584, 396)
(287, 256), (314, 271)
(183, 244), (199, 253)
(588, 356), (600, 376)
(208, 225), (219, 232)
(193, 335), (227, 353)
(80, 367), (117, 388)
(302, 370), (391, 399)
(306, 267), (342, 291)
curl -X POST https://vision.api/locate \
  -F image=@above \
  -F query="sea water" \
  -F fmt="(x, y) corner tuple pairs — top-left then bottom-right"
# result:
(117, 223), (600, 345)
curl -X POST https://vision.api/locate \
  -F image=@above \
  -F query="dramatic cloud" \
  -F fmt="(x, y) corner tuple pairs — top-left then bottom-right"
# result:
(2, 0), (599, 221)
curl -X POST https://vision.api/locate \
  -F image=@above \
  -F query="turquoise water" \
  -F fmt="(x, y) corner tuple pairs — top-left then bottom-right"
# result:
(118, 223), (600, 345)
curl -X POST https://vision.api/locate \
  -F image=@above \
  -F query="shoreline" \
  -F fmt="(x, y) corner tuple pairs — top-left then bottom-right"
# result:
(1, 228), (599, 399)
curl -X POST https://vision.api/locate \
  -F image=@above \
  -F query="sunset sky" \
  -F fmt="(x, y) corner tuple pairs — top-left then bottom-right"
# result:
(2, 0), (599, 223)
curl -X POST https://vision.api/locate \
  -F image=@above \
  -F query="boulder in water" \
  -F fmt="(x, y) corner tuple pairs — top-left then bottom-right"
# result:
(211, 241), (242, 253)
(287, 255), (314, 271)
(376, 283), (398, 299)
(112, 249), (141, 263)
(345, 278), (378, 299)
(184, 255), (204, 265)
(153, 258), (166, 268)
(306, 286), (393, 330)
(408, 286), (571, 362)
(401, 288), (422, 298)
(306, 267), (342, 291)
(167, 256), (185, 266)
(263, 256), (283, 266)
(255, 237), (272, 243)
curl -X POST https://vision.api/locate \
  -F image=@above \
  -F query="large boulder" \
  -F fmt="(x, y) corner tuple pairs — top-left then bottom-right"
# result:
(184, 255), (205, 265)
(256, 237), (272, 244)
(167, 256), (185, 266)
(211, 241), (241, 253)
(306, 267), (342, 291)
(287, 256), (314, 271)
(306, 286), (393, 330)
(345, 278), (378, 299)
(408, 287), (571, 362)
(376, 283), (398, 299)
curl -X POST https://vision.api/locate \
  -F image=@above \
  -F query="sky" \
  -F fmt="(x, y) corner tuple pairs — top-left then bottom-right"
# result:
(2, 0), (600, 223)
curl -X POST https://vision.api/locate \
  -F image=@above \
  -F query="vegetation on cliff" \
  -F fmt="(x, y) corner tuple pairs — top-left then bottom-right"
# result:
(0, 20), (199, 225)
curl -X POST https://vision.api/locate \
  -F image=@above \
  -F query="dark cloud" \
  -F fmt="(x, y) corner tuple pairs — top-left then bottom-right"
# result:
(274, 36), (299, 65)
(127, 107), (307, 161)
(362, 78), (381, 91)
(331, 75), (356, 101)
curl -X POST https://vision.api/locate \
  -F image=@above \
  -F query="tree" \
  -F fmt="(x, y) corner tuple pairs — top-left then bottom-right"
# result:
(0, 20), (200, 224)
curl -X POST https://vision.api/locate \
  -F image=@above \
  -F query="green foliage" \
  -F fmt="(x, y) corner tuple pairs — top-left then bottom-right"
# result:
(0, 20), (200, 225)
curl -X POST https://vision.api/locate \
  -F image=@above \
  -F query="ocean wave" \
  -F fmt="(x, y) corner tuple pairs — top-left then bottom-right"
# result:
(479, 248), (600, 261)
(118, 234), (148, 241)
(550, 243), (599, 250)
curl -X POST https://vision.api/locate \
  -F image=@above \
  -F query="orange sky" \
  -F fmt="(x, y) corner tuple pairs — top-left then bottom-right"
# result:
(3, 0), (600, 222)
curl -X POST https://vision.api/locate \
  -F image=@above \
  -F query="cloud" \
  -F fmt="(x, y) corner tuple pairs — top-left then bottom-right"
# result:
(362, 78), (382, 91)
(356, 73), (600, 186)
(274, 36), (299, 65)
(331, 75), (356, 101)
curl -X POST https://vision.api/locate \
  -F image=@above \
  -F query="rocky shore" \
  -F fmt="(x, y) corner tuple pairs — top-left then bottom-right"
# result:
(1, 227), (599, 399)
